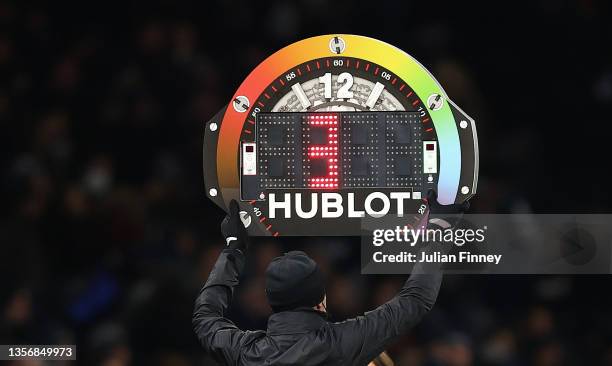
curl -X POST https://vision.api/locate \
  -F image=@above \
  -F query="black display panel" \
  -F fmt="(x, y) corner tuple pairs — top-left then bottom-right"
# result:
(241, 112), (431, 200)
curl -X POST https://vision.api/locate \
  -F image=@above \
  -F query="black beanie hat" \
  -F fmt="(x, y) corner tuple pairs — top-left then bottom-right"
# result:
(265, 251), (326, 312)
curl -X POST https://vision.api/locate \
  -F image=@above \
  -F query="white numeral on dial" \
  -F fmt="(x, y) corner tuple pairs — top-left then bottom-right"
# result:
(337, 72), (354, 99)
(319, 72), (332, 99)
(318, 72), (354, 99)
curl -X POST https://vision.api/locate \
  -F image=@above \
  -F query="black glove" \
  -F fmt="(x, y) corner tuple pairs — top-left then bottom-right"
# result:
(426, 189), (470, 228)
(221, 200), (250, 253)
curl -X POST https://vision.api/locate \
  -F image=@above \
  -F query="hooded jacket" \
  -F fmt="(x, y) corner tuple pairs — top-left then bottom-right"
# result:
(193, 248), (442, 365)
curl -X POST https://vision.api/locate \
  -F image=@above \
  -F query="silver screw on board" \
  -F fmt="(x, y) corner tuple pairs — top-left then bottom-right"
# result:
(427, 94), (444, 111)
(209, 188), (218, 197)
(329, 36), (346, 54)
(209, 122), (218, 131)
(233, 96), (250, 113)
(461, 186), (470, 194)
(460, 120), (468, 129)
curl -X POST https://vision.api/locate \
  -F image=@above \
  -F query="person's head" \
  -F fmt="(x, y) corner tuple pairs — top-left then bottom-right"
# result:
(265, 251), (326, 313)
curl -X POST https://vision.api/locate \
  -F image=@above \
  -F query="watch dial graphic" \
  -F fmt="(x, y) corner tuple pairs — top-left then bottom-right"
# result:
(204, 35), (478, 236)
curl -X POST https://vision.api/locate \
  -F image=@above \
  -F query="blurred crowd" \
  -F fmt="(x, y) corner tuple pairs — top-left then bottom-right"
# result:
(1, 0), (612, 365)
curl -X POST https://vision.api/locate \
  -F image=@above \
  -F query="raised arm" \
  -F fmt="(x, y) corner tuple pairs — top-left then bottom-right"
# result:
(333, 190), (469, 365)
(192, 200), (250, 364)
(332, 244), (443, 364)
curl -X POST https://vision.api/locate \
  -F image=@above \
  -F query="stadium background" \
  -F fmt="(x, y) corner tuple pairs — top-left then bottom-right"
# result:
(1, 0), (612, 365)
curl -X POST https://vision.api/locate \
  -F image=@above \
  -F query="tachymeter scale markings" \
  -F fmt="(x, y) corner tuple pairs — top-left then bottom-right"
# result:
(241, 57), (438, 236)
(241, 57), (436, 138)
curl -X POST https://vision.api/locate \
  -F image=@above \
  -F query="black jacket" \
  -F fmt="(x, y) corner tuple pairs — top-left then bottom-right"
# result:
(193, 248), (442, 365)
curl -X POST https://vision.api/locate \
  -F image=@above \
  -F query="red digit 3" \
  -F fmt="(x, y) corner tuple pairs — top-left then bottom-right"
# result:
(307, 113), (339, 189)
